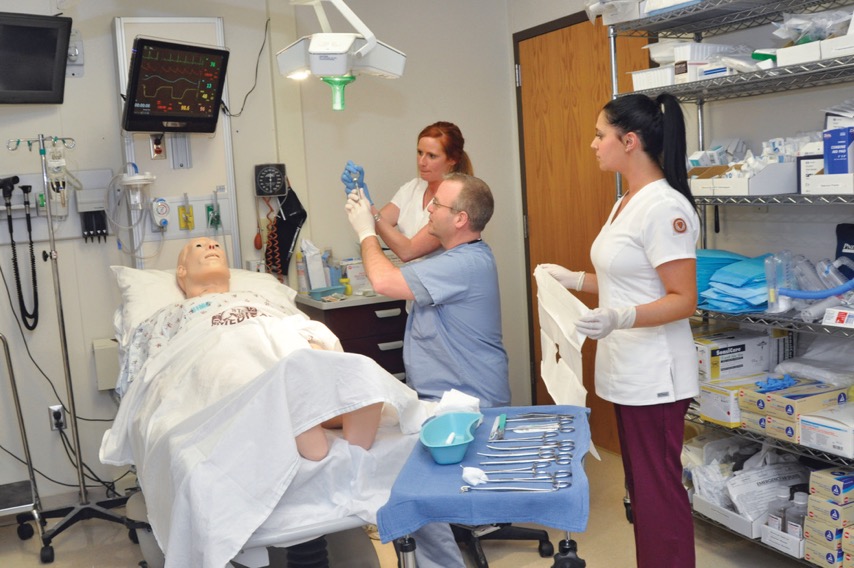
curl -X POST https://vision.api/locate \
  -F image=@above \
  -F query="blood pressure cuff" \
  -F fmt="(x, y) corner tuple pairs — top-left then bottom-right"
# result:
(266, 188), (306, 276)
(838, 223), (854, 279)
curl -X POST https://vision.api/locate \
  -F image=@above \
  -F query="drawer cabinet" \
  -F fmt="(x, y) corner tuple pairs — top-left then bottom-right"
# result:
(296, 297), (407, 378)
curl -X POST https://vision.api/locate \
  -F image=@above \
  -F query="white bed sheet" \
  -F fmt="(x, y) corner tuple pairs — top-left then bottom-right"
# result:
(100, 292), (427, 568)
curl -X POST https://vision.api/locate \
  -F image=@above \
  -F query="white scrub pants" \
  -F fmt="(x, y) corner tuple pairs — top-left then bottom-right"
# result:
(411, 523), (465, 568)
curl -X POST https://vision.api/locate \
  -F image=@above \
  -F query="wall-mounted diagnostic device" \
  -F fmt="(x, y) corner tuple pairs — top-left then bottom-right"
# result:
(122, 36), (230, 133)
(254, 163), (288, 196)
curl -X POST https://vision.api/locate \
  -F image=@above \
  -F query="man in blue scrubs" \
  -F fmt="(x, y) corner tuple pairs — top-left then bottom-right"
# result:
(345, 172), (510, 567)
(346, 172), (509, 407)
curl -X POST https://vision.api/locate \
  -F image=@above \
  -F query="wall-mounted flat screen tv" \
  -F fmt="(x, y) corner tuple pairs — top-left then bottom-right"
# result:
(0, 12), (72, 104)
(122, 37), (230, 133)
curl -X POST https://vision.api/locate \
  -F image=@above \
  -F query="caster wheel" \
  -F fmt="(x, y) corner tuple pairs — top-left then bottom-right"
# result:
(624, 501), (633, 524)
(129, 528), (139, 544)
(17, 523), (34, 540)
(539, 540), (554, 557)
(40, 545), (54, 563)
(138, 562), (149, 568)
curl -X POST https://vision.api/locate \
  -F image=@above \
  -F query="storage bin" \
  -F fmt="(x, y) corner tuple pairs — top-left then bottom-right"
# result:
(672, 42), (734, 62)
(630, 65), (675, 91)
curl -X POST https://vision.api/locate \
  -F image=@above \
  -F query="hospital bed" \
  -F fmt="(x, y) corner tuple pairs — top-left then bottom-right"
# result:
(103, 266), (430, 568)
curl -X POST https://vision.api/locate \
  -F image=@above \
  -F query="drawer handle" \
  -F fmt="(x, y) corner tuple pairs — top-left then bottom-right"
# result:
(374, 308), (402, 319)
(377, 340), (404, 351)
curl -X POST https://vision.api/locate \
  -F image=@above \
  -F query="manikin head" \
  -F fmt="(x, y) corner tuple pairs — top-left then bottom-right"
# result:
(176, 237), (230, 298)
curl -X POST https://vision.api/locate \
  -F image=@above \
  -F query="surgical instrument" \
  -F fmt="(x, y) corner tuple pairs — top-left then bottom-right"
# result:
(460, 480), (572, 493)
(492, 432), (569, 443)
(479, 454), (572, 466)
(486, 440), (575, 452)
(478, 448), (572, 462)
(485, 471), (572, 480)
(511, 420), (575, 434)
(505, 412), (574, 422)
(488, 414), (506, 441)
(460, 485), (564, 493)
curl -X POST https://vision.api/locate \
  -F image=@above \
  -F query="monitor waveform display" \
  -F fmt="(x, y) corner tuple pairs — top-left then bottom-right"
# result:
(131, 45), (226, 119)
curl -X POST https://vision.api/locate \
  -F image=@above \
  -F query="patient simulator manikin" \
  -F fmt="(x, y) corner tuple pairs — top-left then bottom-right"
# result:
(176, 237), (382, 460)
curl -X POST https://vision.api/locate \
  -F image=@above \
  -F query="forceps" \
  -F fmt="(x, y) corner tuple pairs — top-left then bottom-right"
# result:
(505, 412), (574, 423)
(486, 440), (575, 452)
(510, 422), (575, 434)
(478, 448), (572, 465)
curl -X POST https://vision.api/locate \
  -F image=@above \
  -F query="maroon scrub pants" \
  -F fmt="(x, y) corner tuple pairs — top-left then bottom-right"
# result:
(615, 398), (695, 568)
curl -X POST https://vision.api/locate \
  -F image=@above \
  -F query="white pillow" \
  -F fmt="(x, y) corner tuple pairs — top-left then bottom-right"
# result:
(111, 265), (299, 346)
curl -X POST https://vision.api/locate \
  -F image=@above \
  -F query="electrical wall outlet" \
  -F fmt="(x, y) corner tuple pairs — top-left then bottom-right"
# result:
(48, 405), (66, 431)
(150, 134), (166, 160)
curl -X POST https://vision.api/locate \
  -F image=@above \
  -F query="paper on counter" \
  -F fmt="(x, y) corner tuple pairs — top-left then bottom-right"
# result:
(300, 239), (327, 290)
(534, 265), (589, 408)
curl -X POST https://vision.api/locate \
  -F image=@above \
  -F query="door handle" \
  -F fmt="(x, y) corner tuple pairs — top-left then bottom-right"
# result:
(374, 308), (402, 319)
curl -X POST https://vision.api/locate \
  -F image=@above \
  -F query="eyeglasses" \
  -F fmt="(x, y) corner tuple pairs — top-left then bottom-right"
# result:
(430, 197), (460, 212)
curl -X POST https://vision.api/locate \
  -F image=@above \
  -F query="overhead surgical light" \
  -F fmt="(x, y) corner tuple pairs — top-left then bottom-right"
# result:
(276, 0), (406, 110)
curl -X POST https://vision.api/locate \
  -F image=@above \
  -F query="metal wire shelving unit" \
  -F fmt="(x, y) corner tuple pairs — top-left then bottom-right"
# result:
(609, 1), (854, 561)
(614, 0), (854, 38)
(697, 309), (854, 337)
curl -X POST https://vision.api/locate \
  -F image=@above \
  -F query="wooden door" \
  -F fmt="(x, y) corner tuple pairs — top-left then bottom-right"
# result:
(515, 15), (648, 453)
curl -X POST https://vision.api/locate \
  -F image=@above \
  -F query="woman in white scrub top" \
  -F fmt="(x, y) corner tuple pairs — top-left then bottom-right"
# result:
(341, 121), (472, 262)
(541, 93), (700, 568)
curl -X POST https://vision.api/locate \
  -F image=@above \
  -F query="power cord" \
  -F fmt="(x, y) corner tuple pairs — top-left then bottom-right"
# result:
(220, 18), (269, 118)
(0, 263), (113, 423)
(0, 441), (133, 496)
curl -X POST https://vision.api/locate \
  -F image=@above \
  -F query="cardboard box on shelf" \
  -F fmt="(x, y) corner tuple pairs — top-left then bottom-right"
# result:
(805, 538), (844, 567)
(761, 524), (806, 558)
(699, 373), (766, 427)
(740, 410), (767, 434)
(824, 127), (854, 175)
(805, 515), (844, 548)
(688, 162), (797, 196)
(843, 526), (854, 554)
(766, 414), (800, 444)
(802, 173), (854, 195)
(823, 307), (854, 328)
(811, 466), (854, 505)
(674, 60), (707, 84)
(695, 329), (771, 381)
(766, 383), (848, 421)
(777, 41), (822, 66)
(713, 162), (797, 196)
(693, 493), (766, 538)
(798, 154), (826, 192)
(822, 34), (854, 61)
(810, 494), (854, 527)
(738, 377), (819, 415)
(802, 407), (854, 461)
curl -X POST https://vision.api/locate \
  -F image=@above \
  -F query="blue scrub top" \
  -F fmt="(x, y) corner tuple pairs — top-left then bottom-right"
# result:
(400, 240), (510, 407)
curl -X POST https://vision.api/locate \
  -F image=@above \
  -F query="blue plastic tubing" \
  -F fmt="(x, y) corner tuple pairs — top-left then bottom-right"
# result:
(779, 277), (854, 299)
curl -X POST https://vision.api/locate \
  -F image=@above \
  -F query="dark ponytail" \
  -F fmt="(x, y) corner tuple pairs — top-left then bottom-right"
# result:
(602, 93), (694, 206)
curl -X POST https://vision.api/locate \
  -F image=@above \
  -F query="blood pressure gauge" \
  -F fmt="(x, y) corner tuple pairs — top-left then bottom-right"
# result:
(254, 163), (288, 196)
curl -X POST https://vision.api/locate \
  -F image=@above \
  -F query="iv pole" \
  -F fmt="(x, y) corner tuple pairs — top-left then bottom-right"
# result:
(7, 135), (127, 564)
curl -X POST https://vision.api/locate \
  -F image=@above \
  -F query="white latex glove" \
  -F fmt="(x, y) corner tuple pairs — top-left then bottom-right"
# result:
(576, 306), (636, 340)
(345, 189), (376, 243)
(539, 263), (585, 291)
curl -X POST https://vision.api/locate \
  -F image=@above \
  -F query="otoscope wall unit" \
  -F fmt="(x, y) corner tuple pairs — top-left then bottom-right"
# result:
(0, 169), (112, 246)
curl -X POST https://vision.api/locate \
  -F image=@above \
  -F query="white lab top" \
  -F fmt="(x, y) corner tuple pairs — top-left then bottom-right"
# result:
(390, 178), (429, 238)
(589, 178), (700, 406)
